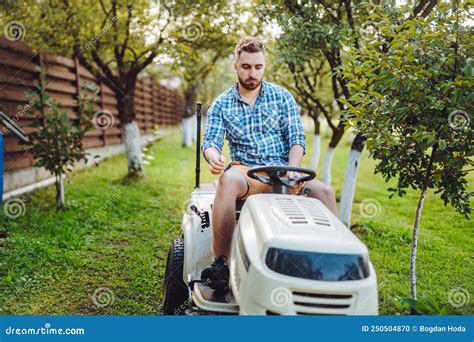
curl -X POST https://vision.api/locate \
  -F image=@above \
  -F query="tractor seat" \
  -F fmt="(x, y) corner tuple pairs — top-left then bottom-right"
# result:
(236, 199), (246, 221)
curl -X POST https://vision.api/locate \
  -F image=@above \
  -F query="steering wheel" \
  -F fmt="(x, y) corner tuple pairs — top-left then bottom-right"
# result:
(247, 165), (316, 191)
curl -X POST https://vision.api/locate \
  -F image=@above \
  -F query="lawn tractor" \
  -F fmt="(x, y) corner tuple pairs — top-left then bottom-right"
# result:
(161, 103), (378, 315)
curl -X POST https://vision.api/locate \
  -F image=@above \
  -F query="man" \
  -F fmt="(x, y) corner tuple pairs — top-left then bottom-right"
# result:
(200, 37), (338, 293)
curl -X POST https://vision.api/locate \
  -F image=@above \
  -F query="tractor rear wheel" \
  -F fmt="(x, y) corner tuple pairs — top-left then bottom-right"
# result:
(162, 239), (188, 315)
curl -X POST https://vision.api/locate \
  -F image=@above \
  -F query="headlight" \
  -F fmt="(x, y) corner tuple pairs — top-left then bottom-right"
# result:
(265, 248), (370, 281)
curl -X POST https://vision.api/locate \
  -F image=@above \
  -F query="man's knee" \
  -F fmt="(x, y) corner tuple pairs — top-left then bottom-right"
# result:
(218, 170), (247, 196)
(322, 183), (335, 199)
(307, 180), (335, 200)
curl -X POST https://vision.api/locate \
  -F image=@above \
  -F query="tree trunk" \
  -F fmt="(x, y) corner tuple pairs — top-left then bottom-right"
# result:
(182, 83), (199, 147)
(182, 116), (194, 147)
(339, 134), (365, 227)
(410, 186), (427, 301)
(347, 128), (356, 144)
(322, 126), (344, 185)
(322, 147), (335, 185)
(410, 147), (435, 303)
(55, 173), (65, 209)
(310, 117), (321, 171)
(191, 114), (197, 143)
(123, 120), (143, 177)
(325, 125), (331, 138)
(116, 82), (143, 177)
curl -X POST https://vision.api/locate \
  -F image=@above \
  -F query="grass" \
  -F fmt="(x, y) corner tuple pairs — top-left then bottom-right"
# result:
(0, 128), (472, 315)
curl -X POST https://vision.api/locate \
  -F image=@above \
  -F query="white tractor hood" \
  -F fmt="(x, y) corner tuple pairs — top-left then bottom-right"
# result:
(240, 194), (369, 256)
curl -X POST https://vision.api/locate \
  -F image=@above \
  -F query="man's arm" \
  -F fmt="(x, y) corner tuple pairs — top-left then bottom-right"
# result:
(282, 90), (306, 161)
(288, 144), (304, 167)
(283, 90), (306, 179)
(204, 147), (226, 174)
(201, 100), (226, 174)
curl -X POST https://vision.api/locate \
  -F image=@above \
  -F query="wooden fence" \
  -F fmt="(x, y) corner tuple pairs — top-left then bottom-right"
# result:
(0, 37), (184, 172)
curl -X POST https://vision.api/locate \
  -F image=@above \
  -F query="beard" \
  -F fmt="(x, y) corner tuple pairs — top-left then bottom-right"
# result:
(238, 75), (262, 90)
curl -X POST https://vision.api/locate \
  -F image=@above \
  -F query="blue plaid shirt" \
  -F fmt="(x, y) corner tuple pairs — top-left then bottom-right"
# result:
(201, 81), (306, 167)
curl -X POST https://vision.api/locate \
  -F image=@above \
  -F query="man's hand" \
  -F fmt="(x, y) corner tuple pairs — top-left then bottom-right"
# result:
(287, 170), (301, 181)
(208, 152), (226, 175)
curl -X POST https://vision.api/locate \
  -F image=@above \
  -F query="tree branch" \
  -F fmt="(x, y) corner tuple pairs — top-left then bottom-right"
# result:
(119, 3), (133, 62)
(342, 0), (359, 50)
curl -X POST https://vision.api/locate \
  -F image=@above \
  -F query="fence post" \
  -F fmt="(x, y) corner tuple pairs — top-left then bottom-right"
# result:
(151, 83), (157, 128)
(36, 52), (46, 120)
(142, 77), (147, 133)
(0, 134), (3, 203)
(74, 58), (81, 97)
(99, 80), (107, 146)
(73, 58), (83, 129)
(157, 86), (162, 126)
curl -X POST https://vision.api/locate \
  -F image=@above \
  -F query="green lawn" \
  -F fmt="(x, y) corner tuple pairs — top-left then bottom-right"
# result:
(0, 128), (472, 315)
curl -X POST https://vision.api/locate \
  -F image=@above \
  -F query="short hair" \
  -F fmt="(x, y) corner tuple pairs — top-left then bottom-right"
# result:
(234, 36), (265, 61)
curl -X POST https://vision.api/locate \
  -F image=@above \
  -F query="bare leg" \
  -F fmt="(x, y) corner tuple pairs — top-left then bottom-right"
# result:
(303, 179), (338, 216)
(212, 170), (248, 258)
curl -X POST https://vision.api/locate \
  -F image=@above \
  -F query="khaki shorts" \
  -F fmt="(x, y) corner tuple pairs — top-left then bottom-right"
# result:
(225, 161), (305, 200)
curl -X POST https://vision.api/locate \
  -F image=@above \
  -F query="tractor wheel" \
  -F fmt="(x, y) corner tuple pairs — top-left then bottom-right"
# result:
(162, 239), (188, 315)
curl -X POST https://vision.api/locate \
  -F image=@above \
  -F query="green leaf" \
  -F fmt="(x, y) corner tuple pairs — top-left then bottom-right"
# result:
(438, 139), (446, 151)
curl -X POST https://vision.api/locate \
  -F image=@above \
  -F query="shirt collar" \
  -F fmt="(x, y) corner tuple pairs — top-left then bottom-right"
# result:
(231, 80), (267, 100)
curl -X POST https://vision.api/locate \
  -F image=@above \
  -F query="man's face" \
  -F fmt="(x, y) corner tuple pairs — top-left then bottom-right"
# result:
(234, 51), (265, 91)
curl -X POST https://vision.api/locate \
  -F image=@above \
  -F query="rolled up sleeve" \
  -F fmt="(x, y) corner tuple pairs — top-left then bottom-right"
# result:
(282, 91), (306, 154)
(201, 100), (225, 154)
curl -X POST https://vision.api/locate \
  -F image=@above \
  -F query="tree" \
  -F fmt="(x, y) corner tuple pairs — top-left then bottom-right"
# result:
(342, 1), (473, 300)
(1, 0), (203, 177)
(256, 1), (357, 186)
(270, 48), (332, 172)
(24, 69), (97, 208)
(255, 0), (374, 230)
(169, 3), (245, 147)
